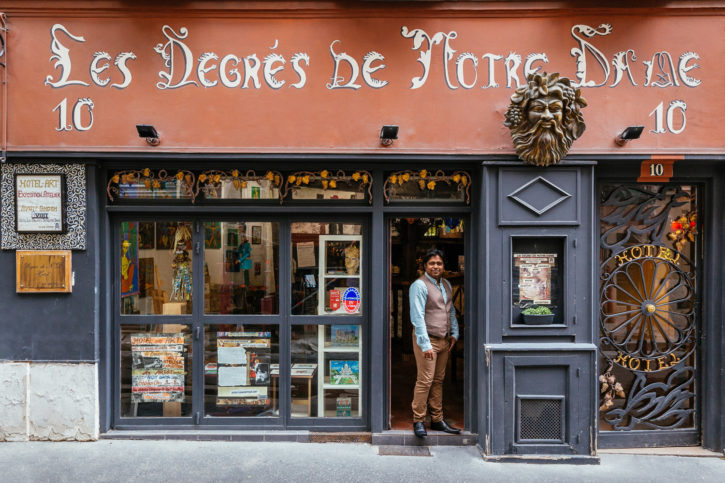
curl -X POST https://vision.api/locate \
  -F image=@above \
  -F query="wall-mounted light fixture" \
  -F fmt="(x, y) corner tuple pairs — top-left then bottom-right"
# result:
(615, 125), (644, 146)
(380, 125), (399, 146)
(136, 124), (160, 146)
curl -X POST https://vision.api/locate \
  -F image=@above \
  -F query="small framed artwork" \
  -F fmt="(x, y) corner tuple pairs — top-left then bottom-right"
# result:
(254, 262), (262, 276)
(156, 222), (176, 250)
(205, 222), (222, 249)
(138, 222), (155, 249)
(227, 228), (239, 247)
(252, 225), (262, 244)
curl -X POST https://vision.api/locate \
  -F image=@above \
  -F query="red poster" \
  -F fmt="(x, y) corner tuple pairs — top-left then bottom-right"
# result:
(329, 289), (341, 311)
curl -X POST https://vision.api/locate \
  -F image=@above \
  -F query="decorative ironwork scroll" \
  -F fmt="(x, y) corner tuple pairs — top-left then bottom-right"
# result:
(282, 170), (372, 204)
(602, 365), (695, 431)
(598, 184), (698, 433)
(195, 169), (283, 203)
(107, 169), (195, 202)
(383, 170), (470, 204)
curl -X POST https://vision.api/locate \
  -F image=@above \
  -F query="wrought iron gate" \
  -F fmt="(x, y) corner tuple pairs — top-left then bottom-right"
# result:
(598, 184), (700, 446)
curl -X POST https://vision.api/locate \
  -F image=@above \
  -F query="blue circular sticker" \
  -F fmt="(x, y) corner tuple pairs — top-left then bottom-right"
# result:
(342, 287), (361, 313)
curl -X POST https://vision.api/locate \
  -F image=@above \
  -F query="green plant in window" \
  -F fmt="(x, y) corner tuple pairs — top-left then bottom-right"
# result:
(521, 305), (553, 315)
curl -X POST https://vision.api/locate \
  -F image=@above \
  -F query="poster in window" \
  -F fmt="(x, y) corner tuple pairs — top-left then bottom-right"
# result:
(121, 222), (140, 297)
(130, 334), (185, 403)
(513, 253), (556, 304)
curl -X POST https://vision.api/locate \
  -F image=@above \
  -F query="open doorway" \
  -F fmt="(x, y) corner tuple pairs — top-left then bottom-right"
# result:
(388, 217), (465, 430)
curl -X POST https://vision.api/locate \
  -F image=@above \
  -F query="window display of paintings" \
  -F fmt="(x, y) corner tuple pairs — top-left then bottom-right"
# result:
(130, 333), (186, 403)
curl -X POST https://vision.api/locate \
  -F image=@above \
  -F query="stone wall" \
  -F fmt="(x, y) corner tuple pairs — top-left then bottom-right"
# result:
(0, 362), (98, 441)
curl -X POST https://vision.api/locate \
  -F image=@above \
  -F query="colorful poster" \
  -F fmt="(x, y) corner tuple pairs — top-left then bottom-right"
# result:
(329, 289), (341, 311)
(121, 221), (139, 297)
(205, 222), (222, 249)
(514, 253), (557, 305)
(329, 360), (359, 385)
(130, 333), (185, 403)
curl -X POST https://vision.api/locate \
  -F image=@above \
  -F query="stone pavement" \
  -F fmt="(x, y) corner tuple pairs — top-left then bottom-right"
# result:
(0, 440), (723, 482)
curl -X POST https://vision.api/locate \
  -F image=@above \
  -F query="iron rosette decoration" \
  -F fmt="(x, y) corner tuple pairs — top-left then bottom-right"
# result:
(282, 170), (372, 204)
(504, 72), (587, 167)
(599, 251), (697, 371)
(383, 170), (470, 204)
(107, 169), (195, 202)
(195, 169), (283, 203)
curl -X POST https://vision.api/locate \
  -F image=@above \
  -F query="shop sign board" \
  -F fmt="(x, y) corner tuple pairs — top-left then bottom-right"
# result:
(16, 250), (72, 293)
(15, 174), (65, 233)
(3, 13), (723, 154)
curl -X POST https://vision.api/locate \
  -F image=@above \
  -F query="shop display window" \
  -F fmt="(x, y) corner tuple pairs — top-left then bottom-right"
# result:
(201, 178), (280, 200)
(291, 223), (363, 316)
(120, 325), (192, 417)
(511, 237), (565, 325)
(204, 324), (279, 417)
(115, 179), (194, 200)
(289, 179), (368, 201)
(120, 221), (193, 315)
(204, 221), (279, 314)
(384, 170), (470, 203)
(290, 324), (362, 418)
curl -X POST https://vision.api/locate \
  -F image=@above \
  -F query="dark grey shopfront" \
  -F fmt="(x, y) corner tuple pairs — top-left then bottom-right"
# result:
(4, 155), (724, 457)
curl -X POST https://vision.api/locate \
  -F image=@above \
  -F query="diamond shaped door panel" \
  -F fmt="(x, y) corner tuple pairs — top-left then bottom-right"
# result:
(499, 169), (580, 226)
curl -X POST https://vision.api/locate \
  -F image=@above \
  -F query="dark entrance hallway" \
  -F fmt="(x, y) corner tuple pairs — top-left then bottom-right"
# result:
(388, 217), (465, 430)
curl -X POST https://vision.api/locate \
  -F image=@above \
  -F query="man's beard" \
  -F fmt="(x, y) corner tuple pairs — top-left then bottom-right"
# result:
(511, 120), (571, 167)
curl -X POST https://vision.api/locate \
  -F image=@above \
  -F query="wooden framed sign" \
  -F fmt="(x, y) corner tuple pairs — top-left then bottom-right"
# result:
(15, 173), (66, 233)
(16, 250), (72, 293)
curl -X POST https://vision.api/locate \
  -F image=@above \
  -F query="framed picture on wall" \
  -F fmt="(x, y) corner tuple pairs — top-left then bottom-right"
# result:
(156, 222), (176, 250)
(205, 222), (221, 249)
(227, 228), (239, 247)
(138, 222), (155, 249)
(251, 226), (261, 244)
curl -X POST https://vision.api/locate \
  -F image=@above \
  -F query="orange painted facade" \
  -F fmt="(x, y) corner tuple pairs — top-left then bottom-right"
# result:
(2, 2), (723, 155)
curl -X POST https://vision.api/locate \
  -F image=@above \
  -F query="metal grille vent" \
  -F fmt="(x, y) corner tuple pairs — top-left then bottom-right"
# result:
(519, 398), (562, 441)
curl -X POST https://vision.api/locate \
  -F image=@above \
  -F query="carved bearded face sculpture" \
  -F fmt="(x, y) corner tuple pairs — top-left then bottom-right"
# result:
(504, 72), (587, 167)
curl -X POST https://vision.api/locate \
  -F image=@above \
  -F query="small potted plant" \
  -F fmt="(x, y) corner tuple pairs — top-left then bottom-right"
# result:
(521, 305), (554, 325)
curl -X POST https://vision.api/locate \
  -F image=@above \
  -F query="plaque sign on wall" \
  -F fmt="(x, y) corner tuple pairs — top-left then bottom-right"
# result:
(16, 250), (72, 293)
(15, 174), (65, 233)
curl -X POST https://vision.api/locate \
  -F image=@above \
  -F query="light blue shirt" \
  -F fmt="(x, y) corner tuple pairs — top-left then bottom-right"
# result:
(409, 273), (459, 352)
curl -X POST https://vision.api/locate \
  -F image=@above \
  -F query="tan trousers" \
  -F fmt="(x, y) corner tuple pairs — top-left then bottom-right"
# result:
(411, 335), (450, 423)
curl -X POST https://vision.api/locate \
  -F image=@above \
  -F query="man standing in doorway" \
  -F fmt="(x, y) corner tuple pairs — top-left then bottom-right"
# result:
(409, 249), (461, 438)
